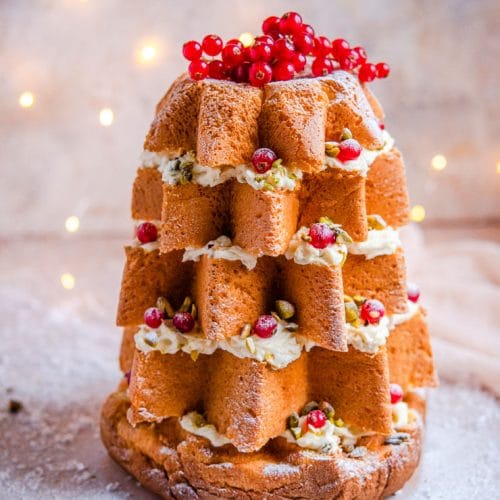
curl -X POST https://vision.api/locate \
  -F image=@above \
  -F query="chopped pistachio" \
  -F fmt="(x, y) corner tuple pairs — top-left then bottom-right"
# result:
(301, 233), (312, 242)
(319, 216), (335, 227)
(190, 303), (197, 319)
(301, 401), (319, 416)
(240, 323), (252, 339)
(156, 296), (174, 318)
(179, 296), (192, 312)
(334, 228), (353, 244)
(193, 413), (206, 427)
(271, 311), (282, 323)
(272, 158), (283, 169)
(286, 323), (299, 332)
(344, 294), (354, 303)
(339, 250), (348, 267)
(367, 214), (387, 230)
(190, 350), (199, 362)
(343, 443), (355, 453)
(341, 128), (353, 140)
(334, 418), (345, 427)
(262, 182), (275, 191)
(264, 352), (274, 363)
(275, 300), (295, 320)
(325, 142), (340, 158)
(287, 412), (300, 429)
(353, 295), (367, 306)
(319, 401), (335, 420)
(245, 337), (256, 354)
(345, 302), (360, 325)
(290, 427), (301, 439)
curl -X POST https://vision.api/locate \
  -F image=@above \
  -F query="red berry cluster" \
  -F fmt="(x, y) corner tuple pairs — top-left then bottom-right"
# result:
(143, 299), (195, 334)
(182, 12), (390, 86)
(390, 383), (404, 404)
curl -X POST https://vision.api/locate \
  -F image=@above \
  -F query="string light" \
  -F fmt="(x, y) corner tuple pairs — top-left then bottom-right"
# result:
(60, 273), (76, 290)
(496, 162), (500, 174)
(410, 205), (426, 223)
(99, 108), (114, 126)
(239, 32), (255, 48)
(65, 215), (80, 233)
(19, 91), (34, 109)
(431, 154), (447, 171)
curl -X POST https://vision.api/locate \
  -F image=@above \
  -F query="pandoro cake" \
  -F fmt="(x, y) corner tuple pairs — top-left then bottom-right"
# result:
(101, 11), (437, 499)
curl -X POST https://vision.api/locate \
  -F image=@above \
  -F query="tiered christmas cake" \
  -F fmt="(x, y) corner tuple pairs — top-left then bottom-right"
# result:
(101, 12), (437, 498)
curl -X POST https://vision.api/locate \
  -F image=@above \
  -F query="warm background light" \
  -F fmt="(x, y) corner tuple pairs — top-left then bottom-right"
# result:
(60, 273), (75, 290)
(410, 204), (426, 222)
(496, 162), (500, 174)
(239, 32), (255, 48)
(65, 215), (80, 233)
(137, 44), (158, 64)
(99, 108), (114, 126)
(431, 154), (447, 171)
(18, 91), (34, 108)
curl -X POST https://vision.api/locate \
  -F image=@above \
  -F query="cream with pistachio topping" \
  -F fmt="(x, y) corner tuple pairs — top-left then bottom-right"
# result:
(233, 162), (302, 191)
(183, 236), (258, 270)
(222, 321), (301, 369)
(347, 316), (390, 353)
(324, 130), (395, 176)
(135, 318), (302, 369)
(285, 227), (347, 267)
(180, 412), (232, 447)
(347, 226), (401, 260)
(140, 150), (300, 190)
(284, 415), (357, 454)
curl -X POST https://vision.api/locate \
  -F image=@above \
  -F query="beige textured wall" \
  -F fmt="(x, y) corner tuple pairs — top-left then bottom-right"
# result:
(1, 0), (499, 237)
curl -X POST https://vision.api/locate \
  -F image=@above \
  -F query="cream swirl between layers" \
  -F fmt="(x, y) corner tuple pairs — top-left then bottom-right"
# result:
(388, 300), (419, 329)
(183, 236), (257, 270)
(392, 401), (417, 430)
(347, 316), (390, 354)
(347, 226), (401, 260)
(285, 227), (347, 267)
(131, 219), (161, 252)
(323, 130), (395, 177)
(233, 163), (302, 191)
(135, 319), (302, 370)
(180, 412), (232, 447)
(140, 151), (301, 191)
(283, 416), (358, 454)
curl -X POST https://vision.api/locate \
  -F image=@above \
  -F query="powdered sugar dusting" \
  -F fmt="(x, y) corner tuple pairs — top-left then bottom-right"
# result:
(262, 463), (300, 476)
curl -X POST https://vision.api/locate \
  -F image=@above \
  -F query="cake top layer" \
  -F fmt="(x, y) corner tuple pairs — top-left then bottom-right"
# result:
(144, 71), (386, 169)
(181, 11), (390, 87)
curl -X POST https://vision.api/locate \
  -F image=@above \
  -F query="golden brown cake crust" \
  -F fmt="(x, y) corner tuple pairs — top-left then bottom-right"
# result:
(101, 391), (424, 499)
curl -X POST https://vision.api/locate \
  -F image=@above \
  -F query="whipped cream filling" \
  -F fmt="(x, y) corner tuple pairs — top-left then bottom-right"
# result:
(233, 163), (302, 191)
(388, 300), (419, 330)
(347, 316), (390, 353)
(135, 319), (301, 370)
(183, 236), (257, 270)
(324, 130), (395, 177)
(392, 401), (417, 430)
(180, 412), (231, 447)
(347, 226), (401, 260)
(284, 416), (358, 454)
(285, 227), (347, 267)
(140, 150), (300, 191)
(131, 219), (161, 252)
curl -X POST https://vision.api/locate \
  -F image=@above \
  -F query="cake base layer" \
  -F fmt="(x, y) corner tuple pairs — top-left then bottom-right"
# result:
(101, 390), (424, 499)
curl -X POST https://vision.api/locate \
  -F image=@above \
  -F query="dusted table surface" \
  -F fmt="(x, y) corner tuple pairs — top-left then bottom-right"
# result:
(1, 225), (499, 498)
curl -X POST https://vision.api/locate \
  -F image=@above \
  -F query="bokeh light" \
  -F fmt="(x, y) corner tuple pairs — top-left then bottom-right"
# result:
(19, 91), (35, 108)
(65, 215), (80, 233)
(60, 273), (76, 290)
(99, 108), (114, 126)
(239, 32), (255, 48)
(431, 154), (447, 171)
(410, 205), (426, 222)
